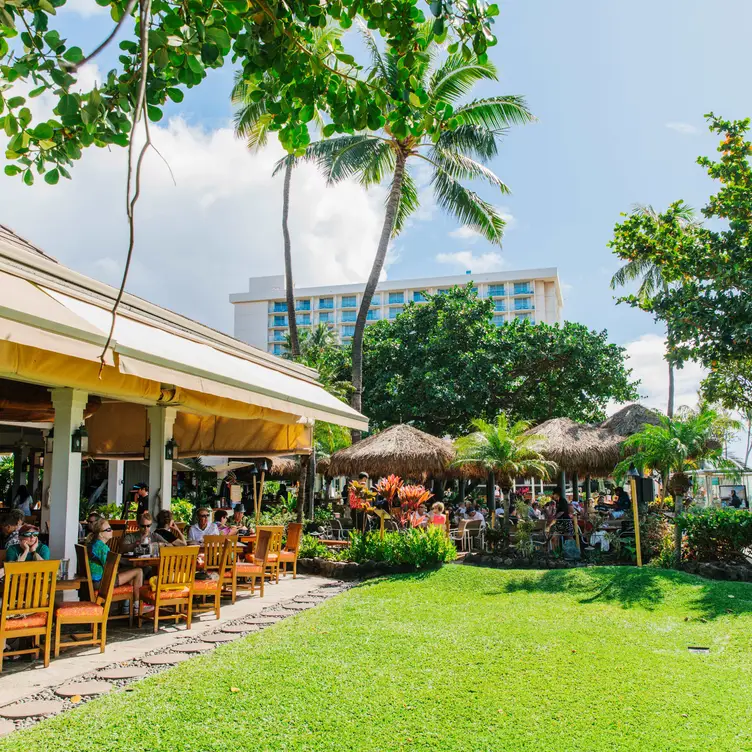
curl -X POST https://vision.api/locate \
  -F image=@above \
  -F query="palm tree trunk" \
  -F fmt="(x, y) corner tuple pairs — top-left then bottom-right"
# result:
(297, 454), (310, 523)
(667, 359), (675, 418)
(282, 159), (300, 358)
(350, 152), (407, 442)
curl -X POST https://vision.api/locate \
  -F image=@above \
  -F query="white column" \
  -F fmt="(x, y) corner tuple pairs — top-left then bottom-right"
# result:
(49, 388), (88, 563)
(107, 460), (124, 507)
(530, 477), (536, 503)
(40, 433), (53, 535)
(147, 406), (177, 515)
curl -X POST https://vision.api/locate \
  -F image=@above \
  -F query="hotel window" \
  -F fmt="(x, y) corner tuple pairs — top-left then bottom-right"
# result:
(366, 309), (380, 321)
(388, 292), (404, 304)
(492, 315), (506, 327)
(271, 344), (284, 355)
(296, 313), (311, 325)
(413, 291), (427, 302)
(438, 288), (451, 296)
(295, 299), (311, 311)
(514, 298), (533, 311)
(370, 294), (381, 306)
(318, 297), (334, 310)
(272, 315), (287, 327)
(319, 311), (333, 323)
(389, 307), (403, 319)
(494, 300), (506, 312)
(488, 284), (505, 297)
(341, 295), (357, 308)
(342, 325), (355, 337)
(470, 286), (478, 295)
(514, 282), (533, 295)
(341, 310), (357, 323)
(271, 301), (287, 312)
(271, 330), (287, 342)
(515, 312), (534, 321)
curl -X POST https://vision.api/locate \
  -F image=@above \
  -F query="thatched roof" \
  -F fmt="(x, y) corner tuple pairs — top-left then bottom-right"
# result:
(600, 403), (662, 436)
(326, 424), (454, 479)
(527, 417), (623, 476)
(223, 456), (301, 482)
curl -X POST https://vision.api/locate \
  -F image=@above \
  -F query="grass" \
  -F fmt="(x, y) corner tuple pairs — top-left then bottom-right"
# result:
(3, 566), (752, 751)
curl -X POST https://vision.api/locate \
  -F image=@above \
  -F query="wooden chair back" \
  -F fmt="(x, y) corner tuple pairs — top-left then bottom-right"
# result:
(202, 535), (227, 570)
(75, 543), (96, 601)
(284, 523), (303, 553)
(217, 538), (233, 589)
(253, 529), (272, 568)
(106, 528), (124, 554)
(156, 546), (199, 594)
(125, 520), (140, 534)
(257, 525), (283, 556)
(1, 560), (58, 622)
(96, 552), (121, 612)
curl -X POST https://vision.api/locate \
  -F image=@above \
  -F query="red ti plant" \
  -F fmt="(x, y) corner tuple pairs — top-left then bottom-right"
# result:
(376, 475), (404, 505)
(348, 480), (376, 511)
(397, 484), (433, 522)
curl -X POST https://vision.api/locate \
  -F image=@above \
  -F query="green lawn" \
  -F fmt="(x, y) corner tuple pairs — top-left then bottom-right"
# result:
(4, 566), (752, 752)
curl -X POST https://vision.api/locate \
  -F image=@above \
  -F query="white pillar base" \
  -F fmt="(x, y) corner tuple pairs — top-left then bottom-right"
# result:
(147, 406), (177, 515)
(107, 460), (125, 507)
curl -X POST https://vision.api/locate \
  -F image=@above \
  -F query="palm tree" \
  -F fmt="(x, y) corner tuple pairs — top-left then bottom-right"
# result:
(232, 25), (343, 358)
(610, 202), (699, 417)
(305, 30), (534, 440)
(615, 407), (737, 559)
(453, 414), (555, 538)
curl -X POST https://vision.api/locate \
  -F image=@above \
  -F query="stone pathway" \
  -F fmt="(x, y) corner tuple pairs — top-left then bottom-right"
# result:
(0, 579), (350, 736)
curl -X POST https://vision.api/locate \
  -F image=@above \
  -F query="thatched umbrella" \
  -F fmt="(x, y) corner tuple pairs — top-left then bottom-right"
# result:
(600, 403), (662, 436)
(327, 424), (455, 479)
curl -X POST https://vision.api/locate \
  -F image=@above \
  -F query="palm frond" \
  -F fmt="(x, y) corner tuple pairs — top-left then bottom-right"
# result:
(301, 135), (389, 185)
(429, 55), (498, 103)
(358, 23), (390, 85)
(454, 95), (535, 129)
(430, 148), (511, 192)
(272, 152), (297, 178)
(432, 124), (504, 162)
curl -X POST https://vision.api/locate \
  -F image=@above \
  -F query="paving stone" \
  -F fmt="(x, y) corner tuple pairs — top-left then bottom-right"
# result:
(56, 681), (112, 698)
(0, 701), (64, 719)
(243, 616), (280, 625)
(261, 611), (291, 617)
(294, 596), (326, 603)
(172, 643), (213, 653)
(98, 666), (149, 680)
(200, 633), (236, 643)
(141, 653), (191, 665)
(0, 719), (15, 737)
(221, 623), (259, 634)
(280, 603), (312, 611)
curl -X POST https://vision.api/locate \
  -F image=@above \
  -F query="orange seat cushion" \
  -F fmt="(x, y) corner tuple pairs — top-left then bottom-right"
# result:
(192, 579), (219, 592)
(236, 563), (263, 575)
(56, 602), (104, 618)
(139, 586), (190, 603)
(4, 613), (48, 631)
(279, 551), (296, 562)
(107, 584), (134, 597)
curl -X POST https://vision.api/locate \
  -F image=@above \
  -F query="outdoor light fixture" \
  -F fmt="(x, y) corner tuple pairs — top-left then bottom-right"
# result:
(143, 439), (151, 461)
(71, 424), (88, 454)
(260, 459), (269, 473)
(45, 429), (54, 453)
(164, 438), (179, 461)
(627, 463), (640, 478)
(250, 463), (259, 476)
(21, 457), (30, 473)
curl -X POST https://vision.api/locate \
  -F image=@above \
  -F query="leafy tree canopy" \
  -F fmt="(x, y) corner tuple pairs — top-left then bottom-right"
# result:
(609, 114), (752, 371)
(0, 0), (498, 183)
(360, 285), (639, 435)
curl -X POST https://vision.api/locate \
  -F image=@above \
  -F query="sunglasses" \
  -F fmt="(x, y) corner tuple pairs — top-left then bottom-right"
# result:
(21, 532), (38, 538)
(198, 515), (209, 519)
(101, 527), (113, 532)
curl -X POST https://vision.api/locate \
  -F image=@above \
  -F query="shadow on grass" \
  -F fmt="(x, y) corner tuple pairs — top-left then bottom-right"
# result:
(483, 566), (752, 621)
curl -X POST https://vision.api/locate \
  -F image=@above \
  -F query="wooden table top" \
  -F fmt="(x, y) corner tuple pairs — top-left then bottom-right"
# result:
(56, 575), (87, 591)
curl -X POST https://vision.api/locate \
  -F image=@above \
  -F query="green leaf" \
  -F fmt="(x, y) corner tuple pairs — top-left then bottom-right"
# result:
(147, 105), (163, 122)
(28, 86), (47, 99)
(7, 96), (25, 109)
(44, 168), (60, 185)
(308, 4), (322, 15)
(23, 169), (34, 186)
(58, 93), (79, 117)
(409, 92), (421, 107)
(63, 46), (84, 63)
(487, 3), (500, 16)
(334, 52), (355, 65)
(32, 123), (54, 139)
(166, 87), (184, 103)
(187, 55), (204, 75)
(323, 123), (337, 137)
(4, 165), (21, 177)
(206, 26), (231, 50)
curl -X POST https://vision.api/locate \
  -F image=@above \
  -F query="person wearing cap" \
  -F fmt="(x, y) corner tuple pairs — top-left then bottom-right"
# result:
(0, 510), (24, 550)
(5, 525), (50, 562)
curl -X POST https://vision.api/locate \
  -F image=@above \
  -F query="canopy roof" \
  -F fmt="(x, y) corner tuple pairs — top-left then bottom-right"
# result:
(600, 403), (662, 436)
(0, 226), (368, 438)
(327, 424), (454, 479)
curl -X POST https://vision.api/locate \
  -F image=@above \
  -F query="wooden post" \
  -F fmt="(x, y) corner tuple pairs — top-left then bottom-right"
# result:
(572, 472), (580, 502)
(629, 476), (643, 567)
(486, 471), (495, 532)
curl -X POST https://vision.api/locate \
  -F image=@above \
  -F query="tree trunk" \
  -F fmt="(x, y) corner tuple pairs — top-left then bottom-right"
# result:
(674, 491), (683, 564)
(296, 454), (310, 523)
(572, 472), (580, 502)
(350, 152), (407, 443)
(458, 479), (465, 506)
(308, 449), (316, 521)
(282, 159), (300, 359)
(486, 471), (495, 534)
(667, 358), (675, 418)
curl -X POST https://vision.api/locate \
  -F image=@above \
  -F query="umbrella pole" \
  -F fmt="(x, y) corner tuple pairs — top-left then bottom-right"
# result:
(252, 476), (258, 527)
(257, 471), (265, 526)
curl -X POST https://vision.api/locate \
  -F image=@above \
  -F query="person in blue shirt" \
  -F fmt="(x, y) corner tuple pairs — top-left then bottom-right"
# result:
(5, 525), (50, 562)
(87, 518), (143, 596)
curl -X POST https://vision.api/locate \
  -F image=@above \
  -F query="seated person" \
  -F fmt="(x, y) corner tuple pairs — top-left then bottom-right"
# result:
(154, 509), (187, 546)
(213, 509), (239, 536)
(466, 504), (486, 529)
(428, 502), (447, 526)
(409, 504), (429, 528)
(88, 518), (143, 596)
(188, 507), (220, 543)
(528, 501), (543, 520)
(0, 510), (24, 550)
(122, 511), (171, 553)
(231, 504), (251, 533)
(6, 525), (50, 562)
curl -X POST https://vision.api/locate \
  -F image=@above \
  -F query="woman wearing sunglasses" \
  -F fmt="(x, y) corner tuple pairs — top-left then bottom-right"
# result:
(88, 518), (143, 597)
(5, 525), (50, 562)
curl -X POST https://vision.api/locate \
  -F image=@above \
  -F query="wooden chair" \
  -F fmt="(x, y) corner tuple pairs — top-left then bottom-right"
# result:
(192, 538), (233, 620)
(202, 534), (238, 604)
(255, 525), (283, 583)
(138, 546), (198, 633)
(0, 560), (59, 672)
(235, 529), (272, 597)
(175, 522), (187, 533)
(279, 522), (303, 579)
(55, 551), (120, 656)
(106, 528), (125, 554)
(76, 544), (135, 627)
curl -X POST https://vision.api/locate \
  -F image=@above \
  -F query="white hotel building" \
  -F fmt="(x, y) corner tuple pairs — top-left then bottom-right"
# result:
(230, 268), (564, 355)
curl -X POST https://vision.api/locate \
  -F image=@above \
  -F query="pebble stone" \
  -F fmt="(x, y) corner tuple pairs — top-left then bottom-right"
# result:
(0, 720), (15, 737)
(171, 643), (214, 653)
(55, 681), (112, 698)
(0, 701), (64, 719)
(200, 633), (236, 643)
(98, 666), (149, 680)
(221, 623), (259, 634)
(141, 653), (191, 666)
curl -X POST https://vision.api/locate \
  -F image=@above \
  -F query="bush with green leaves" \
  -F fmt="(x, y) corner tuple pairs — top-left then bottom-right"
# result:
(299, 534), (333, 560)
(678, 508), (752, 562)
(348, 527), (457, 569)
(170, 498), (196, 525)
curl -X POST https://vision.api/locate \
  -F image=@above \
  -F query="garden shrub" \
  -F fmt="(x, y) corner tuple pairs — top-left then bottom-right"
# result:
(678, 508), (752, 562)
(299, 534), (333, 560)
(170, 498), (195, 524)
(348, 527), (457, 569)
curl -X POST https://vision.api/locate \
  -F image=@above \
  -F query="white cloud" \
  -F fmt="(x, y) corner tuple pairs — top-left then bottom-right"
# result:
(496, 206), (516, 230)
(0, 116), (386, 334)
(59, 0), (108, 16)
(665, 122), (698, 135)
(435, 250), (505, 274)
(611, 333), (706, 415)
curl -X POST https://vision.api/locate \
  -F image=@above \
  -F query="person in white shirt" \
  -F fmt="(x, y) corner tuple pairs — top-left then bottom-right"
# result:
(188, 507), (220, 543)
(466, 506), (486, 529)
(13, 485), (33, 517)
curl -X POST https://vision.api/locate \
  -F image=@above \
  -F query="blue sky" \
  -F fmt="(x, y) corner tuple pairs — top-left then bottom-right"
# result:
(3, 0), (751, 416)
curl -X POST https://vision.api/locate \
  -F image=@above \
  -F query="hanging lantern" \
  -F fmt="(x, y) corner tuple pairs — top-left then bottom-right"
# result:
(164, 438), (179, 461)
(143, 439), (151, 461)
(45, 429), (54, 454)
(71, 424), (88, 453)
